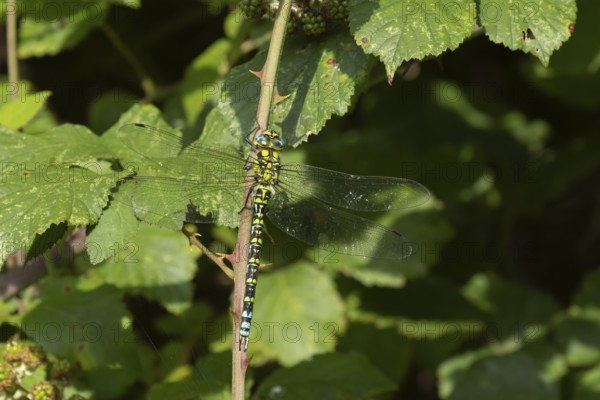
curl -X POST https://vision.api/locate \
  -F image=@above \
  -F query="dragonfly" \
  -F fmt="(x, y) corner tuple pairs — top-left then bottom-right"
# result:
(117, 123), (430, 351)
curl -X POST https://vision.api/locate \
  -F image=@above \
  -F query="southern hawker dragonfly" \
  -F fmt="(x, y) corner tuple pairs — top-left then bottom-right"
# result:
(117, 123), (430, 350)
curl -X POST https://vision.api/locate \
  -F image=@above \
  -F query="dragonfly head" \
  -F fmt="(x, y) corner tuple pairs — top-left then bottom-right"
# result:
(254, 129), (286, 151)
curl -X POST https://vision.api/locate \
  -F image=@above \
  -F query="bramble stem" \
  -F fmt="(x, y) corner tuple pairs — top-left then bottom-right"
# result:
(183, 228), (234, 279)
(6, 0), (19, 100)
(231, 0), (292, 398)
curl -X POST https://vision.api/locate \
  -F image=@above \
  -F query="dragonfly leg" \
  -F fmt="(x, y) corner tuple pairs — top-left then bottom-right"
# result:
(259, 262), (271, 270)
(238, 185), (256, 214)
(244, 123), (261, 147)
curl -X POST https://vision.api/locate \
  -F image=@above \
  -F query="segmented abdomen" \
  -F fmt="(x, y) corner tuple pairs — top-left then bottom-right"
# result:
(239, 185), (272, 351)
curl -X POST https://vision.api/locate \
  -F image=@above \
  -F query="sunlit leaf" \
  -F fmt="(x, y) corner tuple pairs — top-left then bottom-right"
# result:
(349, 0), (475, 77)
(480, 0), (577, 66)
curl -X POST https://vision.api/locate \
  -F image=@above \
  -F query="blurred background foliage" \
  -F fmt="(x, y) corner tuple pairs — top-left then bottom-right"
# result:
(1, 0), (599, 399)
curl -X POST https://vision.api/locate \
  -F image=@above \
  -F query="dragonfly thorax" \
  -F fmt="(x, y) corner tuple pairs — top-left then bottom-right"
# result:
(252, 129), (284, 187)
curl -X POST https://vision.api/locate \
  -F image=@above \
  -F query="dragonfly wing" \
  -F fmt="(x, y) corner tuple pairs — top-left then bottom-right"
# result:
(279, 164), (430, 211)
(118, 123), (185, 159)
(118, 176), (245, 229)
(116, 123), (249, 229)
(267, 190), (413, 260)
(118, 123), (245, 183)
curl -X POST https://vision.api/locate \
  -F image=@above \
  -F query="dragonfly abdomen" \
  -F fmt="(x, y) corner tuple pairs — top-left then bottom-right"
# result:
(239, 185), (272, 351)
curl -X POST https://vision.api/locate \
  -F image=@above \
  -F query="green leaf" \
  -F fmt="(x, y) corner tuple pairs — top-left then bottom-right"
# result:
(256, 352), (395, 399)
(479, 0), (577, 66)
(92, 226), (199, 314)
(271, 33), (371, 145)
(342, 277), (484, 370)
(154, 302), (215, 340)
(26, 222), (68, 261)
(18, 0), (110, 58)
(0, 125), (115, 264)
(349, 0), (475, 78)
(87, 90), (140, 134)
(337, 323), (412, 383)
(462, 273), (560, 347)
(100, 105), (245, 232)
(181, 39), (231, 125)
(0, 90), (51, 130)
(574, 362), (600, 400)
(571, 269), (600, 322)
(322, 201), (452, 287)
(203, 31), (370, 147)
(438, 350), (560, 400)
(113, 130), (243, 231)
(20, 363), (48, 391)
(545, 0), (600, 75)
(555, 317), (600, 367)
(351, 277), (485, 337)
(438, 348), (491, 398)
(86, 360), (140, 399)
(22, 276), (138, 370)
(21, 108), (58, 135)
(148, 352), (232, 400)
(109, 0), (140, 8)
(249, 262), (345, 366)
(86, 186), (140, 265)
(101, 104), (178, 161)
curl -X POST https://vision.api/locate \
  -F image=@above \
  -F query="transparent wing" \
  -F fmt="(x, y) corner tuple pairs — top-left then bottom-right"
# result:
(118, 123), (246, 183)
(116, 123), (250, 228)
(267, 189), (413, 260)
(117, 176), (248, 229)
(279, 164), (430, 211)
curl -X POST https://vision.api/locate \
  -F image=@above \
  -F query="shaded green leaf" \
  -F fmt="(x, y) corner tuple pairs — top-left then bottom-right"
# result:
(22, 277), (138, 370)
(480, 0), (577, 66)
(462, 273), (560, 346)
(349, 0), (474, 77)
(322, 201), (452, 287)
(26, 222), (68, 261)
(438, 350), (560, 400)
(255, 352), (395, 399)
(571, 269), (600, 322)
(92, 225), (199, 314)
(203, 31), (370, 147)
(87, 90), (140, 134)
(181, 39), (231, 125)
(573, 362), (600, 400)
(109, 0), (140, 8)
(19, 0), (109, 58)
(351, 277), (485, 337)
(555, 317), (600, 367)
(148, 352), (232, 400)
(20, 108), (58, 135)
(338, 323), (412, 383)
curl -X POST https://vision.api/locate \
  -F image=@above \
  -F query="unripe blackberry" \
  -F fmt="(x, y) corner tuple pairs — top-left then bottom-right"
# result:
(239, 0), (265, 20)
(327, 0), (348, 20)
(301, 11), (326, 35)
(29, 381), (56, 400)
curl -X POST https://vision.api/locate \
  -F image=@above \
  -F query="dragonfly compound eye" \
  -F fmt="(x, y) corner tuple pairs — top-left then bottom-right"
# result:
(256, 134), (269, 147)
(272, 138), (286, 150)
